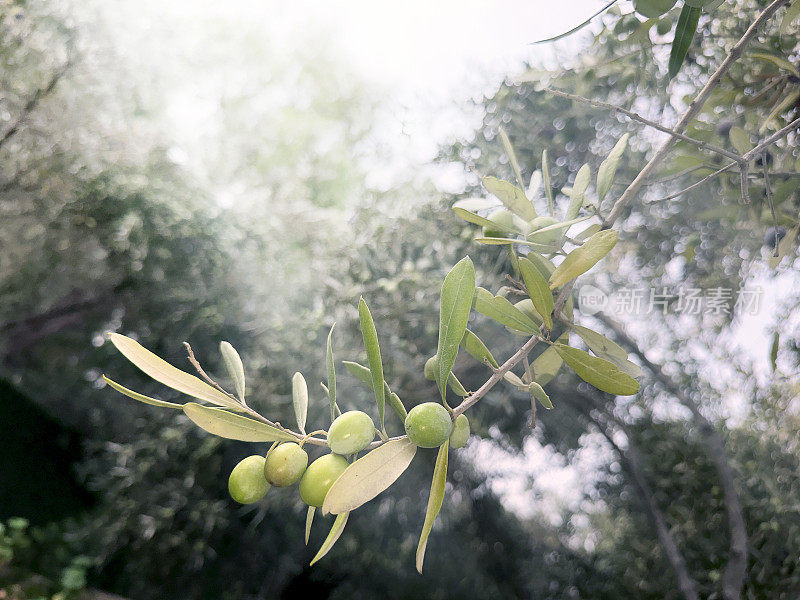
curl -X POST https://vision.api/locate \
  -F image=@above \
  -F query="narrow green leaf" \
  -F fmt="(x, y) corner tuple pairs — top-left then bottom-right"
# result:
(596, 134), (630, 204)
(607, 356), (644, 379)
(183, 402), (296, 442)
(750, 52), (800, 77)
(565, 164), (591, 220)
(760, 89), (800, 134)
(528, 381), (554, 409)
(416, 440), (449, 574)
(292, 372), (308, 434)
(519, 257), (554, 329)
(473, 287), (540, 334)
(219, 341), (246, 403)
(326, 324), (337, 423)
(102, 375), (184, 409)
(781, 0), (800, 34)
(503, 371), (527, 388)
(574, 223), (601, 242)
(359, 297), (386, 433)
(474, 237), (555, 252)
(482, 176), (537, 220)
(107, 333), (241, 409)
(554, 344), (640, 395)
(668, 5), (701, 79)
(309, 512), (349, 566)
(437, 257), (476, 402)
(571, 325), (627, 361)
(542, 149), (555, 215)
(498, 127), (526, 191)
(460, 329), (499, 369)
(549, 229), (619, 290)
(769, 332), (779, 372)
(342, 361), (406, 422)
(323, 438), (417, 514)
(530, 344), (564, 387)
(305, 506), (315, 545)
(531, 0), (618, 44)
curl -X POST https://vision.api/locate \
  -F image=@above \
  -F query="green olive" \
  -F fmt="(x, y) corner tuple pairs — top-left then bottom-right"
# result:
(424, 355), (437, 380)
(298, 453), (349, 507)
(482, 208), (523, 238)
(264, 442), (308, 487)
(526, 216), (561, 245)
(228, 455), (270, 504)
(633, 0), (676, 18)
(449, 414), (470, 449)
(327, 410), (376, 455)
(404, 402), (453, 448)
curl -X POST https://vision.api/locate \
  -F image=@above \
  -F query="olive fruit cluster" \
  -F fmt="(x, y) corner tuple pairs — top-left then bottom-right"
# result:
(227, 410), (380, 506)
(481, 208), (561, 246)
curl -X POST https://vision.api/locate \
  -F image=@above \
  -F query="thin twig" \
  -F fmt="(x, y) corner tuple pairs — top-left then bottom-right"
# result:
(763, 159), (780, 256)
(544, 88), (743, 162)
(183, 342), (239, 402)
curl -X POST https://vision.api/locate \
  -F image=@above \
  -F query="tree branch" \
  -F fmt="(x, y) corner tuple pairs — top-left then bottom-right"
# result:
(602, 0), (793, 228)
(595, 313), (748, 600)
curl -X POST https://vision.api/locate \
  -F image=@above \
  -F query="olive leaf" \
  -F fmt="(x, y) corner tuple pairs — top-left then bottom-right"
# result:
(292, 372), (308, 434)
(542, 149), (555, 215)
(770, 332), (779, 372)
(728, 126), (752, 155)
(452, 199), (520, 236)
(528, 381), (553, 409)
(305, 506), (315, 545)
(565, 164), (591, 220)
(498, 127), (525, 191)
(596, 134), (630, 204)
(358, 297), (386, 433)
(668, 4), (701, 79)
(519, 256), (554, 329)
(781, 0), (800, 33)
(460, 329), (498, 369)
(549, 229), (618, 290)
(107, 333), (241, 410)
(436, 257), (476, 403)
(219, 341), (246, 403)
(309, 512), (349, 566)
(323, 438), (417, 514)
(530, 344), (564, 387)
(473, 287), (540, 334)
(474, 237), (554, 252)
(571, 325), (627, 361)
(554, 344), (640, 395)
(482, 176), (537, 220)
(342, 361), (407, 422)
(326, 323), (337, 422)
(503, 371), (527, 388)
(416, 440), (449, 574)
(574, 223), (601, 242)
(183, 402), (296, 442)
(102, 375), (184, 409)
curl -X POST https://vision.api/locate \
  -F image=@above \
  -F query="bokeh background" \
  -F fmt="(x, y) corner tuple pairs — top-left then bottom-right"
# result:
(1, 0), (799, 598)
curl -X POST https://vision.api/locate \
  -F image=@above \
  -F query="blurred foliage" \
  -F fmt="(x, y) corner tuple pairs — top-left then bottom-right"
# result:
(1, 0), (799, 599)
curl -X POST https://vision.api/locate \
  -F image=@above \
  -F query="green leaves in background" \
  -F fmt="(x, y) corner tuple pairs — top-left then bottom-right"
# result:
(473, 287), (540, 334)
(102, 375), (184, 409)
(436, 257), (475, 402)
(292, 372), (308, 434)
(219, 341), (246, 404)
(596, 134), (629, 205)
(107, 333), (242, 410)
(309, 512), (349, 566)
(549, 229), (618, 290)
(416, 440), (449, 574)
(482, 176), (537, 220)
(669, 4), (701, 79)
(542, 149), (555, 215)
(460, 329), (498, 369)
(323, 438), (417, 514)
(728, 126), (752, 155)
(326, 324), (337, 422)
(358, 297), (386, 433)
(782, 0), (800, 33)
(519, 257), (554, 329)
(498, 127), (526, 190)
(565, 164), (591, 220)
(554, 344), (640, 395)
(182, 402), (296, 442)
